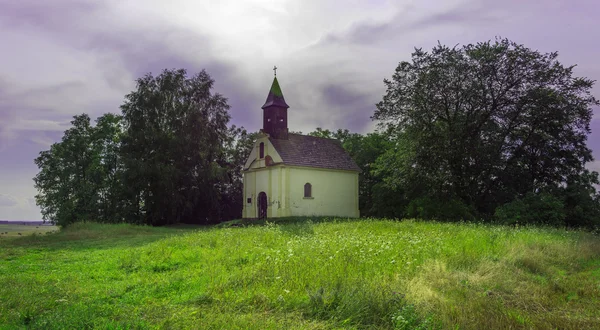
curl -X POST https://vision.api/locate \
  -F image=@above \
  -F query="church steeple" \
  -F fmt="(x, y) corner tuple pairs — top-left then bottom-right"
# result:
(262, 73), (289, 139)
(262, 77), (289, 109)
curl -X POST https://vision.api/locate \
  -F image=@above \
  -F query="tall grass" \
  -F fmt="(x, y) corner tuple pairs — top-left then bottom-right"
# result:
(1, 219), (599, 329)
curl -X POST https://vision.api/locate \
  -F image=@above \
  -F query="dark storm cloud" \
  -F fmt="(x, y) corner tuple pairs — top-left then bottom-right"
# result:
(318, 0), (497, 47)
(0, 0), (240, 93)
(79, 28), (249, 130)
(0, 81), (86, 134)
(321, 84), (370, 108)
(319, 84), (376, 131)
(0, 0), (98, 29)
(61, 22), (249, 128)
(0, 0), (251, 130)
(227, 93), (262, 130)
(405, 2), (496, 31)
(82, 28), (214, 79)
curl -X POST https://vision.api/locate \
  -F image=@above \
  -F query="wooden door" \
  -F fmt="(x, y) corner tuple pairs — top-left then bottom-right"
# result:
(258, 192), (267, 219)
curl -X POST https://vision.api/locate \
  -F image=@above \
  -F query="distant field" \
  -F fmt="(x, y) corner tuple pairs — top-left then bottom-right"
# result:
(0, 224), (57, 238)
(1, 219), (599, 329)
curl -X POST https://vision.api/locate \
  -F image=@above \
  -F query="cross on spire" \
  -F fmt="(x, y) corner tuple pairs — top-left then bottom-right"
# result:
(273, 66), (277, 77)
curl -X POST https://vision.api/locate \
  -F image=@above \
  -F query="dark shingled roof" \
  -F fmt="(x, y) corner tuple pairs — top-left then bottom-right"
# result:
(269, 134), (361, 172)
(262, 77), (289, 109)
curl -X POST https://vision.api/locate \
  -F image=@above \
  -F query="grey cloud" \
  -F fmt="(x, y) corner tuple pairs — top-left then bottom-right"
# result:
(321, 84), (370, 108)
(0, 130), (62, 173)
(406, 2), (496, 31)
(0, 0), (99, 30)
(0, 82), (84, 132)
(0, 0), (307, 141)
(316, 0), (498, 47)
(227, 94), (262, 131)
(320, 84), (376, 131)
(82, 28), (214, 79)
(62, 23), (247, 123)
(0, 0), (251, 135)
(588, 160), (600, 173)
(0, 0), (235, 87)
(291, 83), (375, 133)
(7, 81), (87, 107)
(0, 194), (18, 207)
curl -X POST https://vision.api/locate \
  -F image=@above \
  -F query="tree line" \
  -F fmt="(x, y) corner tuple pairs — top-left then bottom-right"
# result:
(34, 70), (257, 226)
(34, 38), (600, 228)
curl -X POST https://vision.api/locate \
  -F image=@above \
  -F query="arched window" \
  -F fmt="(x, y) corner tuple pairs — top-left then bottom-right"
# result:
(259, 142), (265, 159)
(265, 155), (273, 166)
(304, 183), (312, 198)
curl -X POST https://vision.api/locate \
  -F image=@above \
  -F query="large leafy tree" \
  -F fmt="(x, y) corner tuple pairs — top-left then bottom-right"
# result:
(373, 38), (599, 217)
(119, 69), (231, 225)
(34, 114), (94, 226)
(34, 113), (124, 226)
(92, 113), (125, 222)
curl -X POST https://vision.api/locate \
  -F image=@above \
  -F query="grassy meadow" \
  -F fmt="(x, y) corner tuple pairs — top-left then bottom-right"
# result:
(0, 224), (57, 238)
(1, 218), (599, 329)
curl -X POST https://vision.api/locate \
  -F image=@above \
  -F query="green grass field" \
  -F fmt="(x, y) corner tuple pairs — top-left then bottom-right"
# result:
(1, 218), (599, 329)
(0, 224), (57, 238)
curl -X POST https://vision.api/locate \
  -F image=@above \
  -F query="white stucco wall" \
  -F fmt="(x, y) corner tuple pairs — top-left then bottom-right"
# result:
(286, 167), (359, 218)
(242, 165), (359, 219)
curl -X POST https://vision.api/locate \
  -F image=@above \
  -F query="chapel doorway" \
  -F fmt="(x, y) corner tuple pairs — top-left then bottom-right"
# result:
(258, 192), (268, 219)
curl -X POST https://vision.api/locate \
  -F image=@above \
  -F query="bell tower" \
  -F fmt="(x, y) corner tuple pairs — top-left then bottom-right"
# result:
(262, 67), (289, 140)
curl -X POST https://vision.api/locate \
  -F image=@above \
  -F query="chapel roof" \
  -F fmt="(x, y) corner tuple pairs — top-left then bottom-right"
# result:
(261, 77), (289, 109)
(268, 133), (361, 172)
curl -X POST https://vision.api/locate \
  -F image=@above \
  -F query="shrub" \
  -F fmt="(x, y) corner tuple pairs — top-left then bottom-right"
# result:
(560, 184), (600, 229)
(495, 192), (566, 226)
(405, 197), (476, 221)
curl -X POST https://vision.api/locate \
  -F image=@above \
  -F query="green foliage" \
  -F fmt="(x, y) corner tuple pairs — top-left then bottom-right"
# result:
(559, 170), (600, 229)
(33, 69), (255, 226)
(119, 69), (232, 225)
(495, 192), (566, 226)
(495, 171), (600, 228)
(1, 220), (600, 329)
(406, 196), (476, 221)
(373, 37), (600, 221)
(34, 114), (124, 227)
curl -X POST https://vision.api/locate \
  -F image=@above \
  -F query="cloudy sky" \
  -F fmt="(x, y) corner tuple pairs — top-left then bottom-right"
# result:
(1, 0), (599, 220)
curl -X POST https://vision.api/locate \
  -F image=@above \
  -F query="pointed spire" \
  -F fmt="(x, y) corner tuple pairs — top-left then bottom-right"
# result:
(262, 77), (289, 109)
